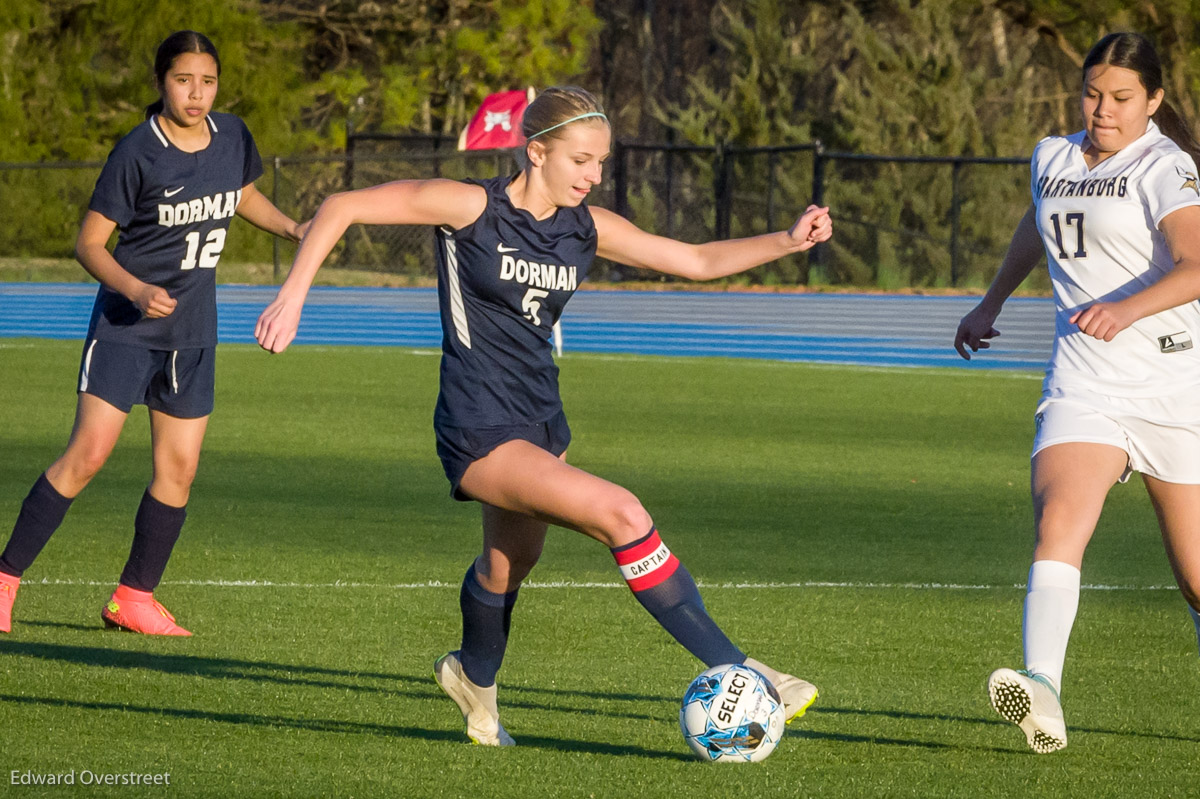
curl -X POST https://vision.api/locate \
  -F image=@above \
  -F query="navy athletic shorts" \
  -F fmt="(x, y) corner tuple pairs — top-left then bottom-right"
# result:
(435, 409), (571, 501)
(78, 339), (215, 418)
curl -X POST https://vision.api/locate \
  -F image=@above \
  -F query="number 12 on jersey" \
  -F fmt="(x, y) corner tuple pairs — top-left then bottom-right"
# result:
(181, 229), (227, 270)
(1049, 212), (1087, 259)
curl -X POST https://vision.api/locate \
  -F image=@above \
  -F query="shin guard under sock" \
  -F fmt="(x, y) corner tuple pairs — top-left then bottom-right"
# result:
(612, 528), (744, 667)
(118, 490), (186, 592)
(459, 562), (517, 688)
(0, 474), (74, 577)
(1023, 560), (1080, 695)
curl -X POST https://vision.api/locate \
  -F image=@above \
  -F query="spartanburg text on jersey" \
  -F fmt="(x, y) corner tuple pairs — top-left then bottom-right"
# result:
(85, 113), (263, 349)
(1031, 121), (1200, 399)
(433, 175), (596, 428)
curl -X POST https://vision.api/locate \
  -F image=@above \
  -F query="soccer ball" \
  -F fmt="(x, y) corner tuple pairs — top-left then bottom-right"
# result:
(679, 663), (786, 763)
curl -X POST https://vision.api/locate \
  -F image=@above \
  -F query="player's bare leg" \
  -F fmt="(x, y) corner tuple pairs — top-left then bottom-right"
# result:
(435, 505), (546, 746)
(988, 443), (1126, 752)
(101, 411), (207, 636)
(1142, 476), (1200, 653)
(1, 394), (127, 632)
(459, 440), (817, 717)
(45, 393), (130, 497)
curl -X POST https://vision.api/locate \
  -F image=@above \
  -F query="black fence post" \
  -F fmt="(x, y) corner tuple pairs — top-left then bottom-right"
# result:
(614, 140), (628, 218)
(766, 150), (777, 232)
(950, 159), (963, 286)
(714, 143), (733, 239)
(810, 141), (827, 284)
(665, 147), (676, 239)
(344, 121), (356, 192)
(272, 156), (281, 282)
(811, 140), (826, 205)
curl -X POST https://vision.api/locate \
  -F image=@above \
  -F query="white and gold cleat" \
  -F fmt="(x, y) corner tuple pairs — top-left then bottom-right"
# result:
(743, 656), (819, 723)
(434, 651), (515, 747)
(988, 667), (1067, 754)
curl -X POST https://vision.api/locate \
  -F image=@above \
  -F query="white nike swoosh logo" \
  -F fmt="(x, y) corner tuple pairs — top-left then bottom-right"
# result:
(497, 244), (519, 253)
(164, 186), (185, 197)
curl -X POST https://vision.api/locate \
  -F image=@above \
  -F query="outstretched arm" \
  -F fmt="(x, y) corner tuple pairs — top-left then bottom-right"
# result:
(75, 210), (177, 319)
(255, 179), (486, 353)
(236, 182), (307, 242)
(954, 204), (1042, 360)
(590, 204), (832, 281)
(1070, 204), (1200, 341)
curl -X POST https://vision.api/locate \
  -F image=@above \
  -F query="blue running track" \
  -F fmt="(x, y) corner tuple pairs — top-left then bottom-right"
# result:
(0, 283), (1053, 370)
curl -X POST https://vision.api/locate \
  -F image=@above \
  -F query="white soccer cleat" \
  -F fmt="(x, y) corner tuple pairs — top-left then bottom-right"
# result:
(988, 667), (1067, 753)
(434, 651), (515, 747)
(743, 657), (819, 723)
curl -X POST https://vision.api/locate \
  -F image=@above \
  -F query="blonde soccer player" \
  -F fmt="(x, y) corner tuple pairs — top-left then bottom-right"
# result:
(256, 86), (833, 746)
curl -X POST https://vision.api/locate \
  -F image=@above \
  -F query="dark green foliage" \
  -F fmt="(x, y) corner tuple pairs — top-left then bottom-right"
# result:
(5, 1), (1200, 289)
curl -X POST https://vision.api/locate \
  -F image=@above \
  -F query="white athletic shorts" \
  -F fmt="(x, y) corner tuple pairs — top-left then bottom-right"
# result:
(1032, 392), (1200, 484)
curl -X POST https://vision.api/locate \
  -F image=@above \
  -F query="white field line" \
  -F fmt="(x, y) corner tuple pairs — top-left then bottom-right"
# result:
(18, 577), (1177, 591)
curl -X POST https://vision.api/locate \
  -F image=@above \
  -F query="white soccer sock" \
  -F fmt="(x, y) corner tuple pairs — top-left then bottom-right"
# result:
(1189, 604), (1200, 655)
(1022, 559), (1080, 696)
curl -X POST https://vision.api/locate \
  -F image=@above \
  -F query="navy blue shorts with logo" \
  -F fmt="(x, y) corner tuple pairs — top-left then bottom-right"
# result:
(78, 339), (215, 418)
(435, 409), (571, 501)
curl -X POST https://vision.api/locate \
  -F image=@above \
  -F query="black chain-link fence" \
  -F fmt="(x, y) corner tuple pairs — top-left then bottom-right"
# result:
(0, 140), (1042, 291)
(0, 161), (104, 259)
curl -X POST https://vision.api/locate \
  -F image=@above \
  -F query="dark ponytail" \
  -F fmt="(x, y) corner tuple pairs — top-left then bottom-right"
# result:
(1152, 101), (1200, 164)
(144, 30), (221, 120)
(1082, 32), (1200, 164)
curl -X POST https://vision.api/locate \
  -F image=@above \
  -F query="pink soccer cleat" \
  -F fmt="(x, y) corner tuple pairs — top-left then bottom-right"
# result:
(101, 585), (191, 636)
(0, 572), (19, 633)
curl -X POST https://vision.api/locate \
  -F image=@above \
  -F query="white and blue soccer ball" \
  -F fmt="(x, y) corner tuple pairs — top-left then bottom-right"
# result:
(679, 663), (786, 763)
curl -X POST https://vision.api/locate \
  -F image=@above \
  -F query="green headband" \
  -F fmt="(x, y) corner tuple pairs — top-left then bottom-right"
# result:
(528, 111), (608, 140)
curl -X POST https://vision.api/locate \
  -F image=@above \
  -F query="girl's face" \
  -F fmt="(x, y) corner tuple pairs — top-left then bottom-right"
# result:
(528, 121), (611, 207)
(1081, 64), (1162, 157)
(158, 52), (219, 128)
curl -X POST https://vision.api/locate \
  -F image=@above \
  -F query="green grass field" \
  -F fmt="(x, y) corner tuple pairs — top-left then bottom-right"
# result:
(1, 340), (1196, 798)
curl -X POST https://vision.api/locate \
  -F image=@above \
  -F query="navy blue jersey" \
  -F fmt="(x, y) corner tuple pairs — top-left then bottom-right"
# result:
(433, 175), (597, 428)
(86, 112), (263, 349)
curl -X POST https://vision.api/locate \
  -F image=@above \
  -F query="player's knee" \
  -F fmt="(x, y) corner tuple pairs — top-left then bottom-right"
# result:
(478, 551), (541, 593)
(506, 543), (544, 584)
(62, 444), (112, 485)
(505, 557), (539, 587)
(1032, 513), (1091, 558)
(157, 455), (199, 492)
(602, 492), (654, 547)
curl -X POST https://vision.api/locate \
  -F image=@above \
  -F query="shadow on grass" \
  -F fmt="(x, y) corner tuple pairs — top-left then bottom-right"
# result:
(20, 620), (102, 633)
(0, 640), (676, 726)
(0, 638), (429, 695)
(0, 636), (675, 699)
(0, 692), (689, 760)
(806, 705), (1200, 748)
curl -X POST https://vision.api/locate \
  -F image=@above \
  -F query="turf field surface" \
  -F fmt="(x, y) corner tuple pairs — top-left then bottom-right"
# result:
(1, 340), (1196, 798)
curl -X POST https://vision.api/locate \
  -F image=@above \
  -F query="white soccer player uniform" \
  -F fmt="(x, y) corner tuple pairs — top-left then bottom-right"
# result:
(1031, 121), (1200, 482)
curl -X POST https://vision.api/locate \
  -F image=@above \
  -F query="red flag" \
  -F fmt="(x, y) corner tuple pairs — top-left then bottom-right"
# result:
(458, 89), (534, 151)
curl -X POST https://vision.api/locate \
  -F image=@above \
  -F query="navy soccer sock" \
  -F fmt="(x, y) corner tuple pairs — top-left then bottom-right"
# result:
(612, 528), (745, 667)
(118, 490), (187, 592)
(459, 562), (519, 688)
(0, 473), (74, 577)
